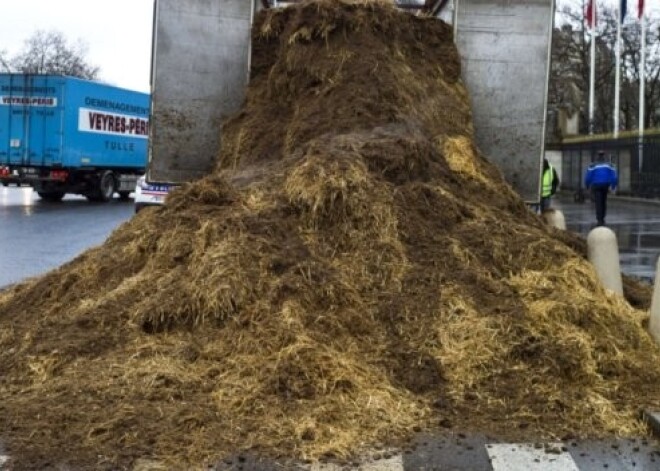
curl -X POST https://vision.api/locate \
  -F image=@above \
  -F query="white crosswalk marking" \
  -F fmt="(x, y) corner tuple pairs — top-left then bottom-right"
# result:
(309, 454), (403, 470)
(487, 443), (580, 471)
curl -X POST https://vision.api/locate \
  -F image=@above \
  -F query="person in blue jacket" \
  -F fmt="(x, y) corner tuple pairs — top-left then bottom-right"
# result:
(584, 151), (618, 226)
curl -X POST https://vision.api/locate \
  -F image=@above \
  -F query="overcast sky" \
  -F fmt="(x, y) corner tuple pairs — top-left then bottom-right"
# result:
(0, 1), (655, 96)
(0, 0), (153, 93)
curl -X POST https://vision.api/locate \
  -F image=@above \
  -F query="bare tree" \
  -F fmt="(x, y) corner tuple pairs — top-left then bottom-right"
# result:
(548, 0), (660, 138)
(0, 49), (11, 73)
(9, 30), (99, 80)
(621, 18), (660, 129)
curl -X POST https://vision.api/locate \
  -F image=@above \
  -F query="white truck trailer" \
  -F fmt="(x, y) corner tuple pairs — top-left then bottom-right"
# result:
(147, 0), (555, 204)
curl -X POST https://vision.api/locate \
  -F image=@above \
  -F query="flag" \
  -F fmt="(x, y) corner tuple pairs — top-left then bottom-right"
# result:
(638, 0), (645, 19)
(586, 0), (597, 29)
(615, 1), (626, 137)
(621, 0), (627, 23)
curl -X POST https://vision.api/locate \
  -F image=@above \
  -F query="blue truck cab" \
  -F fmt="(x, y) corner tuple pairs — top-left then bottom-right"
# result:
(0, 74), (150, 201)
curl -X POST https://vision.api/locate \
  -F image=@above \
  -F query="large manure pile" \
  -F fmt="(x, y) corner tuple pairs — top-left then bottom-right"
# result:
(1, 1), (659, 469)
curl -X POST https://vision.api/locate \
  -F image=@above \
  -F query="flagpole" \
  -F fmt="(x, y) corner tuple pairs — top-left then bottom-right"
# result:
(639, 13), (646, 171)
(614, 4), (622, 139)
(589, 1), (596, 135)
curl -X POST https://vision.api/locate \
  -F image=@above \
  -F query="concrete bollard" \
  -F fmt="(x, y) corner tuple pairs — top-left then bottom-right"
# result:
(587, 227), (623, 296)
(543, 209), (566, 230)
(649, 258), (660, 345)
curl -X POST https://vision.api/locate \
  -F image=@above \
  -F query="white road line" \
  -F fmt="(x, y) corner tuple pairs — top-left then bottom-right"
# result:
(487, 443), (580, 471)
(309, 454), (403, 471)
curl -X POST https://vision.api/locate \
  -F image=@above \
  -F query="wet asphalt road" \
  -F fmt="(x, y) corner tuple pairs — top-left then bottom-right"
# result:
(555, 193), (660, 282)
(0, 186), (135, 289)
(215, 433), (660, 470)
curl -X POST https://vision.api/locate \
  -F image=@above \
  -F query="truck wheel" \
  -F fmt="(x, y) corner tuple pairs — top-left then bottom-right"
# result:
(37, 191), (65, 202)
(96, 171), (116, 202)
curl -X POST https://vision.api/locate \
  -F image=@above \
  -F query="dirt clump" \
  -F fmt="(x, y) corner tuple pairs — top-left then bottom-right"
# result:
(1, 1), (659, 469)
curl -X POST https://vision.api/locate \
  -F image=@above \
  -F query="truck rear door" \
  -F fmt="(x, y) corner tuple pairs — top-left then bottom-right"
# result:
(148, 0), (255, 183)
(454, 0), (555, 203)
(0, 74), (64, 169)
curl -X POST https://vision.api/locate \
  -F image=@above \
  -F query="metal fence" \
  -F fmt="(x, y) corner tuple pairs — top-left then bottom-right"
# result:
(559, 131), (660, 198)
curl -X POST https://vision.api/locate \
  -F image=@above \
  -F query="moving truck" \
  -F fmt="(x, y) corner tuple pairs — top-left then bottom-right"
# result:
(0, 74), (150, 201)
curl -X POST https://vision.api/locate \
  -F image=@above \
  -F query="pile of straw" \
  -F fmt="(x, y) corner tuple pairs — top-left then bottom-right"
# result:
(1, 1), (658, 469)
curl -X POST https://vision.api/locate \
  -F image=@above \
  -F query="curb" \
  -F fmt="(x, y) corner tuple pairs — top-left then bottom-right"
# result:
(556, 192), (660, 207)
(643, 410), (660, 437)
(609, 196), (660, 206)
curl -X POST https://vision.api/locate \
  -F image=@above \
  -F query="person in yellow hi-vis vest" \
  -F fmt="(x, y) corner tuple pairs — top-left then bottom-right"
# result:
(540, 158), (559, 213)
